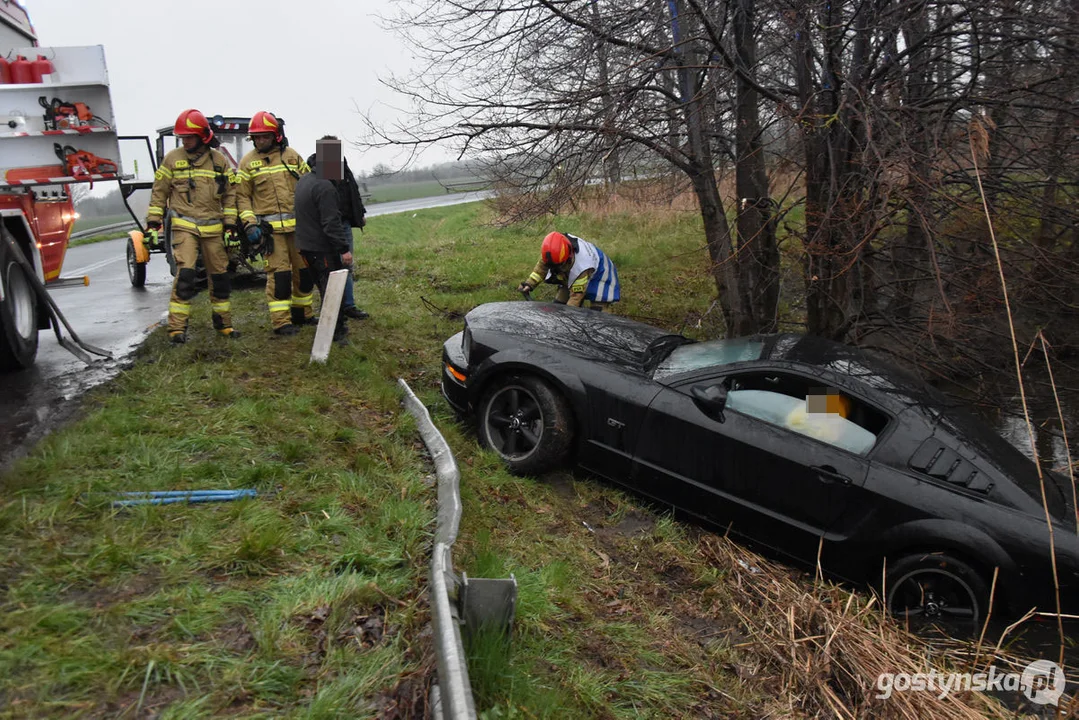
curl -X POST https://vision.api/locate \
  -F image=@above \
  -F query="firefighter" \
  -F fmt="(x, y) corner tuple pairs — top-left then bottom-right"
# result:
(517, 231), (621, 311)
(146, 108), (240, 344)
(236, 111), (314, 335)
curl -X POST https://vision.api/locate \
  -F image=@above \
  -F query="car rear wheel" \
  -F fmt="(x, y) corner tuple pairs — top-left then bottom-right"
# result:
(479, 375), (573, 475)
(885, 553), (989, 630)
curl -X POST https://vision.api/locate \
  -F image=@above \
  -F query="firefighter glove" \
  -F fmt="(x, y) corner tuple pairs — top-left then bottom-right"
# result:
(223, 227), (241, 250)
(146, 220), (162, 231)
(517, 282), (533, 294)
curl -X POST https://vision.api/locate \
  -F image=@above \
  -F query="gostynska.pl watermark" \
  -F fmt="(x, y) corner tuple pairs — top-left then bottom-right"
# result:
(876, 659), (1066, 705)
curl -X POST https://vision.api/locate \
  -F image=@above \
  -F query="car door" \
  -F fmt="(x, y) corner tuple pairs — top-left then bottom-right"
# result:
(576, 367), (664, 483)
(632, 369), (874, 563)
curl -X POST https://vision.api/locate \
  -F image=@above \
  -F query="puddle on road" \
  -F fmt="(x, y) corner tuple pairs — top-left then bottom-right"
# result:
(0, 329), (156, 475)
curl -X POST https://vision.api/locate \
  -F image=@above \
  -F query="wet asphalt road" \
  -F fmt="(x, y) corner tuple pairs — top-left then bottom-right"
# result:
(0, 191), (491, 470)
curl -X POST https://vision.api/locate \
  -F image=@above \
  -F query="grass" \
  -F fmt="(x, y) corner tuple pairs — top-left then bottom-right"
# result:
(366, 179), (484, 205)
(70, 230), (131, 247)
(1, 195), (1019, 717)
(71, 214), (130, 233)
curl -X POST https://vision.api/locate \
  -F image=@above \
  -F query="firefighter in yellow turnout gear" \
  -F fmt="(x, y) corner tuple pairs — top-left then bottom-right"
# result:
(146, 109), (240, 344)
(236, 111), (314, 335)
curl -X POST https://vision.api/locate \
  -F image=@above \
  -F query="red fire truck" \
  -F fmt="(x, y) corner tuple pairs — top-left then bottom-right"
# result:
(0, 1), (117, 370)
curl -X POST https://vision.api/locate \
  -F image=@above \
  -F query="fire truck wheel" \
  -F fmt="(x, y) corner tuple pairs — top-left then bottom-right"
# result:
(127, 237), (147, 288)
(0, 240), (40, 372)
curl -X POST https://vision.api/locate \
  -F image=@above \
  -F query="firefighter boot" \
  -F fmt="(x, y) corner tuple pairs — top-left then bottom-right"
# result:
(209, 282), (240, 339)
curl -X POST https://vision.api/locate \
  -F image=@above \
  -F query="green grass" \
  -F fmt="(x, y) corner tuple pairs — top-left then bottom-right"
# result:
(366, 179), (484, 205)
(0, 199), (777, 717)
(70, 230), (131, 247)
(71, 214), (130, 233)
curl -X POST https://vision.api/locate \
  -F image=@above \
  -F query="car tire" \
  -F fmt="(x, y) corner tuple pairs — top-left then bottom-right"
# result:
(478, 374), (573, 475)
(885, 552), (990, 629)
(127, 237), (147, 288)
(0, 234), (40, 372)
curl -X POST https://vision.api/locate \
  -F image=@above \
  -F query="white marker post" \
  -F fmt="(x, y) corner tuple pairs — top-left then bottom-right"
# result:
(309, 268), (349, 363)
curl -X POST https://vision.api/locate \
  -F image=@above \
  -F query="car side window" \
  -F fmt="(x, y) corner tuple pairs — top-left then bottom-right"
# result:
(719, 371), (888, 456)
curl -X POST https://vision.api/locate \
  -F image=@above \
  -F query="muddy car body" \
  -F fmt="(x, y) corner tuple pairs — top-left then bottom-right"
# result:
(441, 301), (1079, 625)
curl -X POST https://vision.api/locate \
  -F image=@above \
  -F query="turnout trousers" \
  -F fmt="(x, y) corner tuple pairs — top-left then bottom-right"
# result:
(263, 230), (315, 329)
(168, 228), (234, 337)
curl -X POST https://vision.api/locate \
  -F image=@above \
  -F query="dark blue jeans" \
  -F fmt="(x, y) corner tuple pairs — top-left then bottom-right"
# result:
(342, 230), (356, 309)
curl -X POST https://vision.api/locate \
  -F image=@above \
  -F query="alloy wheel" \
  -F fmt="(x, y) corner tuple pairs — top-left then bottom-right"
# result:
(484, 385), (544, 460)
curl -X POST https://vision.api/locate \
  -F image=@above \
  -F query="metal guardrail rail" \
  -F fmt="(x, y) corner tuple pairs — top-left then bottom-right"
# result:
(69, 219), (137, 240)
(398, 379), (517, 720)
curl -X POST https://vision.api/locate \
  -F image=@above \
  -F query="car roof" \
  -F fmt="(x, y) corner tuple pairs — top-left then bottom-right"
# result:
(759, 333), (935, 404)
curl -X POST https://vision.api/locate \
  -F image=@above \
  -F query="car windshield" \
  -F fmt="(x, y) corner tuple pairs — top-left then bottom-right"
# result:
(653, 338), (765, 380)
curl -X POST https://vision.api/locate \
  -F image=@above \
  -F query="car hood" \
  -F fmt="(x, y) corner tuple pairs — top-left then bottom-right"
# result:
(464, 301), (681, 370)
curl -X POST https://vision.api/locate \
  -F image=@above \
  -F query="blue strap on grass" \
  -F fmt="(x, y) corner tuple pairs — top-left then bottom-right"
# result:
(102, 489), (258, 508)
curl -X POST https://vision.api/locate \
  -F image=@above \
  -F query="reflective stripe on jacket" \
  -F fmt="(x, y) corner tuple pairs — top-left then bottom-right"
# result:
(146, 148), (237, 234)
(235, 146), (310, 230)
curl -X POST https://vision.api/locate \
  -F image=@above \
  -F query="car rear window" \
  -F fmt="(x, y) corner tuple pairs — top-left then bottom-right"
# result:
(654, 338), (764, 380)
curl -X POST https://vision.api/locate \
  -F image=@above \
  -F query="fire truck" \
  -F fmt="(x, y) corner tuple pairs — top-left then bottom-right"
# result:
(0, 1), (118, 371)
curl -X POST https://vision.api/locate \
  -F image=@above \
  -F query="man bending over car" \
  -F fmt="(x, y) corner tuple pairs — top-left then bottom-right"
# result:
(517, 231), (621, 311)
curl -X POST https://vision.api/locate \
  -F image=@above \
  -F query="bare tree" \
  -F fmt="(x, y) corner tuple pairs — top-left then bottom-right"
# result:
(367, 0), (1079, 365)
(367, 0), (784, 335)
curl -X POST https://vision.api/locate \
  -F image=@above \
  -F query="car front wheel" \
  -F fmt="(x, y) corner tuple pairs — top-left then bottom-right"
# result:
(479, 375), (573, 475)
(885, 552), (989, 630)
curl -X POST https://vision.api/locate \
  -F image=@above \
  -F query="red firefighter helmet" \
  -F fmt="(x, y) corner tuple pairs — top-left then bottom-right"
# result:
(542, 231), (573, 266)
(173, 109), (213, 144)
(249, 110), (283, 142)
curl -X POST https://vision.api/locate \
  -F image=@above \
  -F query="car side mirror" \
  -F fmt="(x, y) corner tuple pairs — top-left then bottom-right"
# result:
(691, 384), (727, 423)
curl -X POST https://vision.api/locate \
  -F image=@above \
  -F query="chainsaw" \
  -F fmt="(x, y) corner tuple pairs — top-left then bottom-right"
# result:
(39, 96), (105, 131)
(54, 143), (118, 178)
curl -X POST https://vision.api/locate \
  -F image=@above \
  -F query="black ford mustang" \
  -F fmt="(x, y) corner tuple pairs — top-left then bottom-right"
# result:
(441, 301), (1079, 626)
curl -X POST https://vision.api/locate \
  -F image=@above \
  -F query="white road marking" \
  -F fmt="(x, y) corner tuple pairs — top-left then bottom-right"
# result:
(66, 255), (124, 277)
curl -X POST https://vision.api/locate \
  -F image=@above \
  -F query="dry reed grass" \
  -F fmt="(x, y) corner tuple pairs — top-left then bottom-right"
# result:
(700, 535), (1062, 719)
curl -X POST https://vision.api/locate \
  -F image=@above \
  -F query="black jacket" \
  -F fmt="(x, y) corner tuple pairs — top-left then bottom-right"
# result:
(295, 173), (352, 255)
(337, 158), (366, 229)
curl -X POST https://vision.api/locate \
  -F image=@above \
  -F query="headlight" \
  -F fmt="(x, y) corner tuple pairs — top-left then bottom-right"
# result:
(462, 325), (472, 364)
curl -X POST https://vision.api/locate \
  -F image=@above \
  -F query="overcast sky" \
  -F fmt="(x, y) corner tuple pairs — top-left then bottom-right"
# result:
(25, 0), (448, 176)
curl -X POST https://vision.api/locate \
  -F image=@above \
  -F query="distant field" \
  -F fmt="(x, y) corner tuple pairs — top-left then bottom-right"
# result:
(366, 178), (486, 204)
(71, 214), (130, 233)
(69, 178), (489, 230)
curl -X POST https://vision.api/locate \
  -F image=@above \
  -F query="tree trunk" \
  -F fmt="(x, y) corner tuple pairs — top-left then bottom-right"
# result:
(591, 0), (621, 186)
(795, 0), (851, 339)
(671, 0), (746, 335)
(733, 0), (780, 333)
(893, 2), (933, 319)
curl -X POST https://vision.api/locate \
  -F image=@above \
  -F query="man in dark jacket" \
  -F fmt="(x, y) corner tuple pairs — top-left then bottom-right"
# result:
(295, 150), (353, 344)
